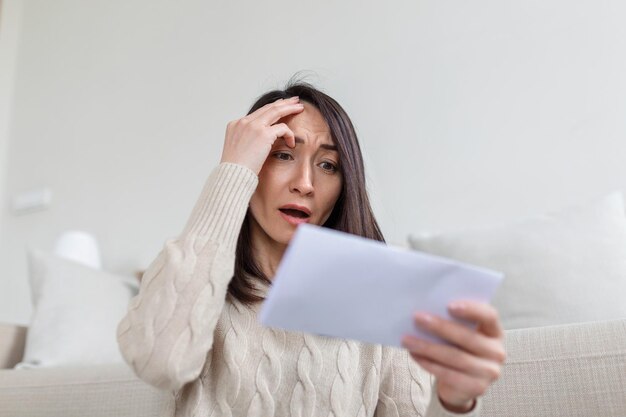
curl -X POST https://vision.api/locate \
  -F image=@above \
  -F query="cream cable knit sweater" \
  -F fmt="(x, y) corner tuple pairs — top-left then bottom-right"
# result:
(116, 162), (482, 417)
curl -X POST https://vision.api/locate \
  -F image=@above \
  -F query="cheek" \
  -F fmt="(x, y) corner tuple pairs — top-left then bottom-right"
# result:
(249, 193), (261, 217)
(329, 177), (343, 204)
(320, 180), (343, 219)
(249, 180), (270, 221)
(257, 164), (287, 196)
(249, 170), (283, 220)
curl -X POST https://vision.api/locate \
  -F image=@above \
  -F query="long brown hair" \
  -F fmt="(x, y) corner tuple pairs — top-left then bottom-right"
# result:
(228, 78), (385, 305)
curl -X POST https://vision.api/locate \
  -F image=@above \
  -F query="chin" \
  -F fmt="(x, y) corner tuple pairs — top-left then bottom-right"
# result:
(279, 230), (296, 245)
(261, 228), (293, 247)
(265, 221), (318, 246)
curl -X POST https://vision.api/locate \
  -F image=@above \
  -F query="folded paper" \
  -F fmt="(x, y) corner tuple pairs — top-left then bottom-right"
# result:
(260, 224), (504, 347)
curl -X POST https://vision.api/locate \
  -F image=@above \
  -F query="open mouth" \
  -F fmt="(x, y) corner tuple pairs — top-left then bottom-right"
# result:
(279, 208), (310, 219)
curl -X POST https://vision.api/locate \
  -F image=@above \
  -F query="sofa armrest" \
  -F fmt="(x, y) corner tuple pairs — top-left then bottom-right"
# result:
(0, 362), (175, 417)
(482, 318), (626, 417)
(0, 322), (27, 369)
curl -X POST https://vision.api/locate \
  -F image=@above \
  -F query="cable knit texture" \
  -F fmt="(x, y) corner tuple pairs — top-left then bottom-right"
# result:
(117, 162), (483, 417)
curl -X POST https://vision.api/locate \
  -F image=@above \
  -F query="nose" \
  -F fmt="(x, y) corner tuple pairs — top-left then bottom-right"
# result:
(289, 161), (314, 196)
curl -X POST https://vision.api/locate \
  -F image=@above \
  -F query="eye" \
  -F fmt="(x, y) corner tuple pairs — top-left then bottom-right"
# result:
(273, 152), (293, 161)
(319, 161), (338, 173)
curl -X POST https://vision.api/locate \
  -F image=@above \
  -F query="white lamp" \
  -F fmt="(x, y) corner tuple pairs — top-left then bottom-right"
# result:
(53, 230), (102, 269)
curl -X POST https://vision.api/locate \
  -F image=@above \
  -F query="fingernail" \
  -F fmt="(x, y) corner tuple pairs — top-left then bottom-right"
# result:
(415, 313), (433, 326)
(449, 302), (466, 311)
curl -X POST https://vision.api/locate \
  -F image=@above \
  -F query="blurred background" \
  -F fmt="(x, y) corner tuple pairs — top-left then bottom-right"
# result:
(1, 0), (625, 325)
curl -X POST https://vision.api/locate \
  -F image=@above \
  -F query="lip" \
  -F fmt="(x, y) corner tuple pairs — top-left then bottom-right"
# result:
(279, 210), (310, 226)
(279, 204), (312, 216)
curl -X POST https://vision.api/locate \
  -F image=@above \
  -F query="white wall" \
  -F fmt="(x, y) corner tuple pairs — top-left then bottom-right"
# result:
(0, 0), (23, 322)
(2, 0), (626, 324)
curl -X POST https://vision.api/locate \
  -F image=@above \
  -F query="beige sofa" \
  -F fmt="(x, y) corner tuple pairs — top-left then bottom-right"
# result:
(1, 318), (625, 417)
(0, 322), (174, 417)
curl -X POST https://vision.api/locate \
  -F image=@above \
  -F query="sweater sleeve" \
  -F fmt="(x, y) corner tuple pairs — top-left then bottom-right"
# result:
(375, 345), (482, 417)
(116, 162), (258, 392)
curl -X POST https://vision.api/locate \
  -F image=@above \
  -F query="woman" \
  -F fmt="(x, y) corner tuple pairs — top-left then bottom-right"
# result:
(117, 80), (506, 416)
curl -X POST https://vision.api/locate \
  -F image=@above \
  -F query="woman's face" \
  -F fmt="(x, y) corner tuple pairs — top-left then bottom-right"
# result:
(249, 101), (343, 247)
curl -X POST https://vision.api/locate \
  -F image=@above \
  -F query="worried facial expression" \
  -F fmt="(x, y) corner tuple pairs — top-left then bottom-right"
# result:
(249, 101), (343, 247)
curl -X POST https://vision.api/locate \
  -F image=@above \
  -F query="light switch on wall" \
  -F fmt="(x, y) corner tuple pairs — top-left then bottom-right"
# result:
(12, 188), (53, 215)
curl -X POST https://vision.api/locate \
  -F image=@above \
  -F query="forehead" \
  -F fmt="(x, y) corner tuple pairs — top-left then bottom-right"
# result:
(279, 102), (332, 140)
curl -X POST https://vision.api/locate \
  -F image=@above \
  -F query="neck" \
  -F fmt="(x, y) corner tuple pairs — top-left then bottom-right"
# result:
(249, 217), (287, 280)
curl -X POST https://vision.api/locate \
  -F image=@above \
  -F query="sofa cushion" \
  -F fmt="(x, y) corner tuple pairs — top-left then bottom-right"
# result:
(15, 249), (138, 369)
(482, 318), (626, 417)
(0, 363), (174, 417)
(409, 192), (626, 330)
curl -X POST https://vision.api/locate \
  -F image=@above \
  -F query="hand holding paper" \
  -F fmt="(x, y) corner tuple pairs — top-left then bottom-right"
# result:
(259, 224), (504, 347)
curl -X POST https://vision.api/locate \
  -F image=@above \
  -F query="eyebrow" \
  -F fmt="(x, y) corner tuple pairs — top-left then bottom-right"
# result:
(291, 136), (338, 151)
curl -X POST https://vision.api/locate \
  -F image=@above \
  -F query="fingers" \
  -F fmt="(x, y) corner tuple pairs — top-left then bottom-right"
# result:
(448, 301), (503, 339)
(245, 97), (289, 122)
(247, 96), (303, 126)
(269, 123), (296, 148)
(246, 97), (291, 120)
(410, 355), (489, 400)
(402, 335), (501, 381)
(221, 96), (304, 175)
(406, 302), (506, 410)
(413, 311), (506, 364)
(250, 98), (287, 117)
(257, 100), (305, 127)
